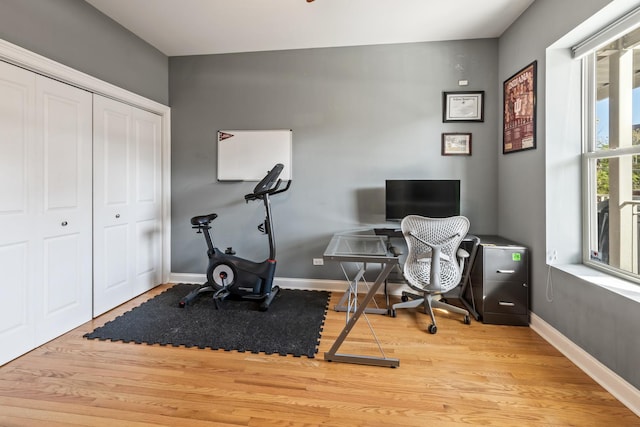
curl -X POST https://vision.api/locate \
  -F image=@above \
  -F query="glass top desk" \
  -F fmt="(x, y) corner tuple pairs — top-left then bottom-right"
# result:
(323, 232), (400, 368)
(323, 233), (396, 315)
(323, 233), (393, 262)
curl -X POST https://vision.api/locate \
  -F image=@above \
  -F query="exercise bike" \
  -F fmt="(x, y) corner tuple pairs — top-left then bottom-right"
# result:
(179, 163), (291, 311)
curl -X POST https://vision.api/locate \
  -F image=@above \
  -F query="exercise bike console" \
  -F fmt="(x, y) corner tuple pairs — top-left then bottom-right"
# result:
(179, 163), (291, 311)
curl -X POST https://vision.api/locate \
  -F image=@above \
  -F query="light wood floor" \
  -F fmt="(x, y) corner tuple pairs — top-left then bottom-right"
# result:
(0, 284), (638, 426)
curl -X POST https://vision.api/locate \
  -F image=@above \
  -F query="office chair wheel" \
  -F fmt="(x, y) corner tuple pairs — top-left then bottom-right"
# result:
(390, 309), (397, 317)
(428, 324), (437, 334)
(401, 295), (409, 302)
(464, 315), (471, 325)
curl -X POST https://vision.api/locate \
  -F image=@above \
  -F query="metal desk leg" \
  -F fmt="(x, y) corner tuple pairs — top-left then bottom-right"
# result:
(458, 235), (481, 320)
(334, 262), (388, 315)
(324, 262), (400, 368)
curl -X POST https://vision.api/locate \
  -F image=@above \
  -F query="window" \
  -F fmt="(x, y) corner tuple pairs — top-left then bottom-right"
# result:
(581, 20), (640, 283)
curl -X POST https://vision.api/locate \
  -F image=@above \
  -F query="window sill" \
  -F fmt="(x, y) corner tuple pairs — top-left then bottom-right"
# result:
(551, 264), (640, 304)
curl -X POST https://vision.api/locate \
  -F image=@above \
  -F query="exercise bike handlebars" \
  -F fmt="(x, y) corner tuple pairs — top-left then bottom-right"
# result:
(244, 163), (291, 202)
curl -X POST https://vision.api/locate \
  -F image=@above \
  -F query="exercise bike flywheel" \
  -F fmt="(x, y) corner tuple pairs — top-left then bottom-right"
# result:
(212, 263), (236, 288)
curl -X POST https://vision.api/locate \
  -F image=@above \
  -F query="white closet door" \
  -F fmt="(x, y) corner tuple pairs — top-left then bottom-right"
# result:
(34, 76), (92, 343)
(93, 95), (162, 316)
(0, 62), (92, 365)
(0, 61), (37, 365)
(131, 107), (163, 296)
(93, 96), (131, 315)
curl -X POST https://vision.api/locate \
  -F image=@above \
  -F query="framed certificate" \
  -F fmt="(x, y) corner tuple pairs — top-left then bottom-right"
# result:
(442, 91), (484, 122)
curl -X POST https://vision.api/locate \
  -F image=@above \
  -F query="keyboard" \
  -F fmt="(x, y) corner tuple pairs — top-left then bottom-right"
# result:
(373, 228), (403, 238)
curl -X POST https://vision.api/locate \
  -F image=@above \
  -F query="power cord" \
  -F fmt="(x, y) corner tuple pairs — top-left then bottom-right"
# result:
(546, 264), (554, 302)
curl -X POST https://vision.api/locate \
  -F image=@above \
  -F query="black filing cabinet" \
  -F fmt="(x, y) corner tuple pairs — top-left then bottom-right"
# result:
(467, 236), (529, 326)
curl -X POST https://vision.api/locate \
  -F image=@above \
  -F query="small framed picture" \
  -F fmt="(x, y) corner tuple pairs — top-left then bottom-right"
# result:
(442, 91), (484, 122)
(442, 132), (472, 156)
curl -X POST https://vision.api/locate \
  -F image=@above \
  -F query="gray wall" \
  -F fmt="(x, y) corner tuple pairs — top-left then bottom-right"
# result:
(499, 0), (640, 389)
(169, 40), (499, 279)
(0, 0), (168, 104)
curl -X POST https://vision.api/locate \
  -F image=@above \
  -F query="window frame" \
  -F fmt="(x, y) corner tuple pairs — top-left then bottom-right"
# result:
(581, 43), (640, 284)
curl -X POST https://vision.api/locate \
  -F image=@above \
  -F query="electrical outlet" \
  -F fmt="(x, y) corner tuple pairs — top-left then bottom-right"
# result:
(547, 249), (558, 264)
(313, 258), (324, 266)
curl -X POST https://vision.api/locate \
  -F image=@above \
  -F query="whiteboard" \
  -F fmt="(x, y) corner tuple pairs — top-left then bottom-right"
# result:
(217, 129), (292, 181)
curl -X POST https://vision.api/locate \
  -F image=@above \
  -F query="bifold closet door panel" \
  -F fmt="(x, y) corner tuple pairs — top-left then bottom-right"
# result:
(34, 75), (93, 343)
(130, 107), (163, 297)
(0, 61), (37, 365)
(93, 95), (162, 316)
(0, 62), (92, 365)
(93, 96), (132, 316)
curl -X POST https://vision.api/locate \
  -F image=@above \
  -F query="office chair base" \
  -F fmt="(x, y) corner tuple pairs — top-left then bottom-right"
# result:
(391, 290), (471, 333)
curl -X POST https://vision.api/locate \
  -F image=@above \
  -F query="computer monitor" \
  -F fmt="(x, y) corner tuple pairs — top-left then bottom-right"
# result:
(385, 179), (460, 221)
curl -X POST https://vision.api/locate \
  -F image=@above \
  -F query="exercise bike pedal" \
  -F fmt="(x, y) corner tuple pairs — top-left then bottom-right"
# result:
(178, 283), (215, 308)
(213, 297), (226, 310)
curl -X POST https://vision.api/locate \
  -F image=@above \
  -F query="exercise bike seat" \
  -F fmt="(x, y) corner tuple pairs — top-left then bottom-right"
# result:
(190, 213), (218, 227)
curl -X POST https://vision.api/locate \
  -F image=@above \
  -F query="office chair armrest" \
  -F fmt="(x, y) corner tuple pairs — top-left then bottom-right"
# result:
(457, 248), (469, 259)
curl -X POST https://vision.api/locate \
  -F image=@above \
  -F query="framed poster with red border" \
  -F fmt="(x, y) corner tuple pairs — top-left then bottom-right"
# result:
(503, 61), (537, 154)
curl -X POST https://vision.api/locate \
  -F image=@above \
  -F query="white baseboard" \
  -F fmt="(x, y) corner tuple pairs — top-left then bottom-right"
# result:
(530, 312), (640, 417)
(169, 272), (205, 284)
(168, 273), (410, 295)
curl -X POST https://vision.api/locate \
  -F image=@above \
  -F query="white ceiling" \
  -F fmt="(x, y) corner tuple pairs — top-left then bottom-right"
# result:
(85, 0), (534, 57)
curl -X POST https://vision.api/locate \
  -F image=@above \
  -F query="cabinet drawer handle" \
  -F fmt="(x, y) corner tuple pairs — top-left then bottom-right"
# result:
(499, 301), (515, 307)
(496, 269), (515, 274)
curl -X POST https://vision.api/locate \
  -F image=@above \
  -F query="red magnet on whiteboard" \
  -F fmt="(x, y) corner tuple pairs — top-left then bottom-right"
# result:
(219, 132), (234, 141)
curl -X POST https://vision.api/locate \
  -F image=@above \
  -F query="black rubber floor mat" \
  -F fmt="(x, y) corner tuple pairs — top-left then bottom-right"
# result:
(85, 284), (330, 358)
